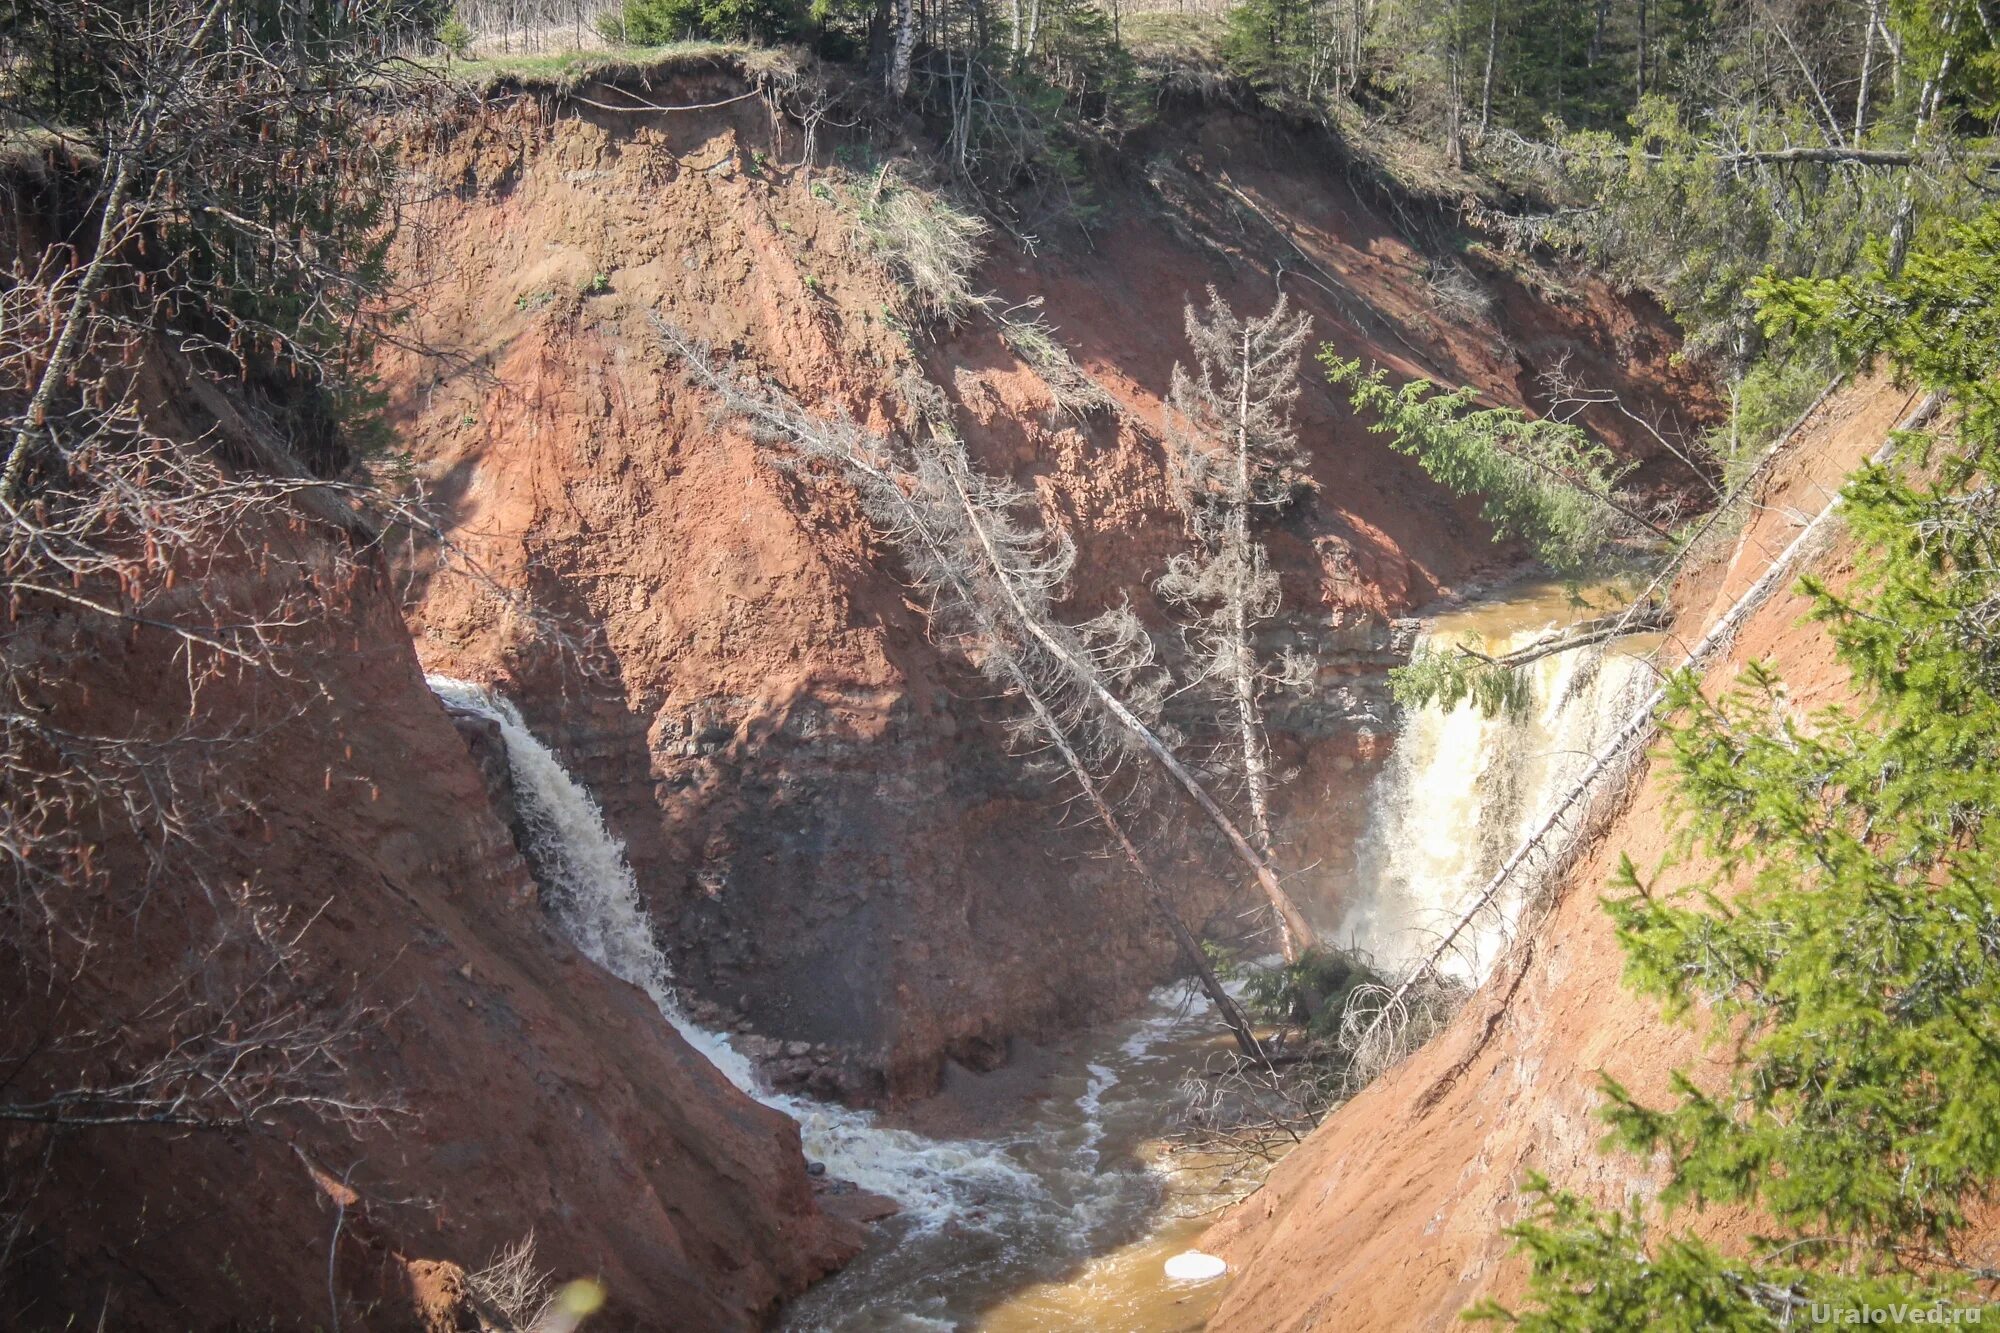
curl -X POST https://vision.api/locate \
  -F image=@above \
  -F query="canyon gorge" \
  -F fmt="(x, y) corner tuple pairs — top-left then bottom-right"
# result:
(1, 39), (1942, 1333)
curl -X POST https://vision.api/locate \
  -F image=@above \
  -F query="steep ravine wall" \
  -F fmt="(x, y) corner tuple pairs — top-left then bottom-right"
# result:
(1202, 377), (1926, 1331)
(382, 61), (1712, 1101)
(2, 491), (856, 1327)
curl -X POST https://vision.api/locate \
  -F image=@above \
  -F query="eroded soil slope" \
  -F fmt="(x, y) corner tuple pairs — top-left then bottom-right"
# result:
(383, 57), (1711, 1100)
(1203, 377), (1926, 1331)
(2, 424), (855, 1329)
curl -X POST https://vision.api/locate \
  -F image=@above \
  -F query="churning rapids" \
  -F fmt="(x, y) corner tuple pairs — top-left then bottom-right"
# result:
(426, 580), (1656, 1328)
(428, 676), (1252, 1330)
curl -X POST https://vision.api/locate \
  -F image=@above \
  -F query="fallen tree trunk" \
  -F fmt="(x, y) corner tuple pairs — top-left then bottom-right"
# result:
(662, 325), (1278, 1059)
(1451, 600), (1671, 671)
(1021, 682), (1271, 1066)
(942, 461), (1323, 963)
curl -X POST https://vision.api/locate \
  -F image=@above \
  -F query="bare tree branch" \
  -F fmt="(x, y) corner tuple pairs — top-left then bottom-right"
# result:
(1158, 289), (1319, 960)
(659, 322), (1323, 1043)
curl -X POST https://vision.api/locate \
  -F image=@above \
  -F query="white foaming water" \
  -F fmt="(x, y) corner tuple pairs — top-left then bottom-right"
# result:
(430, 675), (1272, 1328)
(427, 675), (1040, 1224)
(1075, 1064), (1116, 1168)
(1339, 590), (1650, 985)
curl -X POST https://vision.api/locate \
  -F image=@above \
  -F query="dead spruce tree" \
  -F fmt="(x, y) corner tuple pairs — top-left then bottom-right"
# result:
(1158, 289), (1318, 960)
(661, 323), (1275, 1062)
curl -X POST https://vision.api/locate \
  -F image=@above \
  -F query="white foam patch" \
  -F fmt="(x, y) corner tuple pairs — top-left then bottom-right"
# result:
(1073, 1061), (1117, 1168)
(1164, 1251), (1227, 1282)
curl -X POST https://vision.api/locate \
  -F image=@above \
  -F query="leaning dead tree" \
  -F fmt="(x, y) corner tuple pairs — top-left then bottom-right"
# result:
(661, 324), (1275, 1060)
(928, 453), (1273, 1064)
(1158, 290), (1319, 960)
(936, 427), (1323, 963)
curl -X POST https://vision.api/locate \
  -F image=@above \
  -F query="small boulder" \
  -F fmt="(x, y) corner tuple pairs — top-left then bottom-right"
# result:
(402, 1258), (479, 1332)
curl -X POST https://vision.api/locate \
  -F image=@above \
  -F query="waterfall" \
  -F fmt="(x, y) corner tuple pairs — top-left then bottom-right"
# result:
(1339, 600), (1649, 986)
(429, 675), (1302, 1327)
(427, 675), (1041, 1226)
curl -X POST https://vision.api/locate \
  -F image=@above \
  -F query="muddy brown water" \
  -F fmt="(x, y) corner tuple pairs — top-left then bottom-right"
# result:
(781, 986), (1269, 1332)
(438, 573), (1658, 1332)
(432, 676), (1267, 1331)
(783, 577), (1667, 1329)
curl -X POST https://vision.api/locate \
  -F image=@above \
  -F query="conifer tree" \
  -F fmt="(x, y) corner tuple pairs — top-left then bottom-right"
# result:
(1158, 290), (1318, 960)
(1472, 208), (2000, 1330)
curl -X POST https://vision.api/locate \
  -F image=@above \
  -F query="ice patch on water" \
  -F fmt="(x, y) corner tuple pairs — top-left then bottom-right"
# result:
(1164, 1251), (1227, 1282)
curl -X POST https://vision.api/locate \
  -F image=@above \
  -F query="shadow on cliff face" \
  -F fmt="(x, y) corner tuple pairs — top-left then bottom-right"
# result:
(1, 471), (857, 1328)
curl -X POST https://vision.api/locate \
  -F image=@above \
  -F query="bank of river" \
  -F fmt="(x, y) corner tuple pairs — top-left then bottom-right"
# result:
(784, 986), (1273, 1332)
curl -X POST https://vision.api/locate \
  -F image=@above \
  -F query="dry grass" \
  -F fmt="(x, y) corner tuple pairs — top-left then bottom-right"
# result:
(437, 40), (799, 97)
(999, 313), (1119, 420)
(857, 165), (992, 327)
(1423, 258), (1495, 321)
(467, 1231), (556, 1331)
(1121, 10), (1229, 69)
(0, 124), (98, 180)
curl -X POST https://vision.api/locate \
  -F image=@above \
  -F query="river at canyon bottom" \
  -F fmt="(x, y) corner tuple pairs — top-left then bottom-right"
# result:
(434, 572), (1662, 1332)
(781, 985), (1270, 1332)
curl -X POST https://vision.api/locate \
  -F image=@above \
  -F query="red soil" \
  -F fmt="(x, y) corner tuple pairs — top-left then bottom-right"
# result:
(3, 402), (856, 1330)
(380, 69), (1713, 1103)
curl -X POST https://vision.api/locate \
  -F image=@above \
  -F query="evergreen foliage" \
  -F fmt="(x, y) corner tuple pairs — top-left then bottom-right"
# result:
(0, 0), (428, 474)
(1390, 644), (1531, 719)
(1325, 354), (1649, 578)
(1471, 208), (2000, 1330)
(1501, 101), (1982, 365)
(1242, 947), (1376, 1035)
(1221, 0), (1327, 101)
(618, 0), (805, 44)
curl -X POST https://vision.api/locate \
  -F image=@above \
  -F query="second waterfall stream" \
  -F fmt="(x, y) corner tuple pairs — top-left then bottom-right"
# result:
(1337, 581), (1655, 986)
